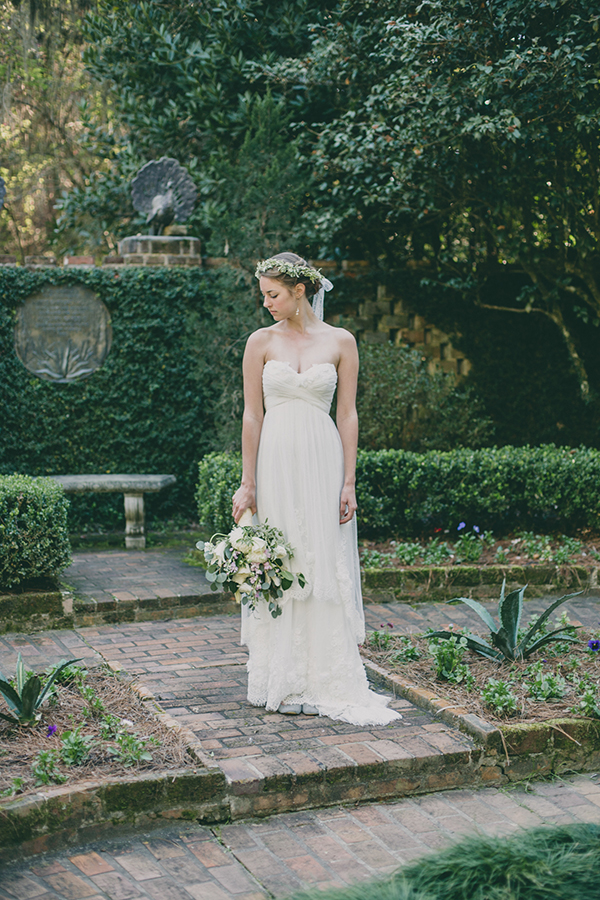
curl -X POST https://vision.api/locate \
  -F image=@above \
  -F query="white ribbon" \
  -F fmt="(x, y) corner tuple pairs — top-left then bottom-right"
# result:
(312, 276), (334, 321)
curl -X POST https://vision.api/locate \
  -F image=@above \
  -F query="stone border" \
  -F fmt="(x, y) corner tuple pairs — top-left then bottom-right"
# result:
(363, 658), (600, 781)
(362, 563), (595, 603)
(2, 562), (598, 633)
(0, 588), (238, 633)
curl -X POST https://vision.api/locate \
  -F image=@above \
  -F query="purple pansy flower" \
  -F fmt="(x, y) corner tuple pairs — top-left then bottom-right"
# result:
(458, 522), (466, 531)
(47, 724), (57, 737)
(473, 525), (480, 533)
(588, 639), (600, 652)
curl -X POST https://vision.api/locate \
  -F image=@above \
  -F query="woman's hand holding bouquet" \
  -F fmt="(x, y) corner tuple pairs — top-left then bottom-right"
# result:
(196, 509), (306, 618)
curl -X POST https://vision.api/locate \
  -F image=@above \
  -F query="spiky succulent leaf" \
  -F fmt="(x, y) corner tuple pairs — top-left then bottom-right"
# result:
(498, 586), (526, 653)
(15, 653), (26, 697)
(0, 678), (22, 715)
(0, 710), (18, 724)
(491, 627), (518, 660)
(447, 597), (498, 634)
(523, 628), (581, 659)
(517, 592), (582, 657)
(19, 676), (41, 721)
(37, 657), (84, 708)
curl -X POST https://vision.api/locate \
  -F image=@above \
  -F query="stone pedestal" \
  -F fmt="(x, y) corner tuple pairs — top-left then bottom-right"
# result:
(117, 235), (201, 266)
(124, 492), (145, 550)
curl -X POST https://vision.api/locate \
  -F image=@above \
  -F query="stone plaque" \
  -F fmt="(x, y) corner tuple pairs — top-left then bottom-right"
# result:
(14, 284), (112, 383)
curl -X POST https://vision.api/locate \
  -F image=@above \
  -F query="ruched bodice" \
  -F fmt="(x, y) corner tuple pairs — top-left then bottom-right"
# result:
(262, 359), (337, 414)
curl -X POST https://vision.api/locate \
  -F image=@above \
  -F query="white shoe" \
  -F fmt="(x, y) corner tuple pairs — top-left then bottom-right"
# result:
(302, 704), (319, 715)
(279, 703), (302, 715)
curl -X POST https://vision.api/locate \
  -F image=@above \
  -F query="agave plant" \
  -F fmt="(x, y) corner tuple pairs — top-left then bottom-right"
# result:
(428, 584), (581, 662)
(0, 654), (82, 725)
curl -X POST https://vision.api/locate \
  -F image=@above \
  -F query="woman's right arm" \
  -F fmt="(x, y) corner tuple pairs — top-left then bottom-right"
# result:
(232, 331), (267, 523)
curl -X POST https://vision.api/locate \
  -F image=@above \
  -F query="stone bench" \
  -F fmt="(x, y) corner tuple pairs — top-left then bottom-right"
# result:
(50, 474), (176, 549)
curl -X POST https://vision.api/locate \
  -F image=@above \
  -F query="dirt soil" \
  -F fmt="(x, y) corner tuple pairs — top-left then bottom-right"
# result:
(362, 628), (600, 726)
(0, 667), (190, 801)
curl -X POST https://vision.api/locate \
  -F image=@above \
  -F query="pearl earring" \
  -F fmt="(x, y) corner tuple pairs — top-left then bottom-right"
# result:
(295, 306), (300, 316)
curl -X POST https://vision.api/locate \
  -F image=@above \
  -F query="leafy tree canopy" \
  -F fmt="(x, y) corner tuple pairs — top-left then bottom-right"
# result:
(296, 0), (600, 395)
(56, 0), (333, 263)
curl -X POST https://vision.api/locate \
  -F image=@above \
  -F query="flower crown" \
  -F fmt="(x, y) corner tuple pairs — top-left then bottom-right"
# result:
(254, 257), (323, 284)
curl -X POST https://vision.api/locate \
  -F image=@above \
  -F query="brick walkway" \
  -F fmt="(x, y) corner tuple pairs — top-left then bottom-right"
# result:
(3, 775), (600, 899)
(63, 549), (211, 607)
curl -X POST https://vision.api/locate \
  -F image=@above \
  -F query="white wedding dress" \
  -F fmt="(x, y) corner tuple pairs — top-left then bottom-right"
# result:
(241, 359), (401, 726)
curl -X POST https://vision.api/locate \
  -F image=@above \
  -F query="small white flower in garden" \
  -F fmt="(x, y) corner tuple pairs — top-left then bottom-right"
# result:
(120, 718), (134, 727)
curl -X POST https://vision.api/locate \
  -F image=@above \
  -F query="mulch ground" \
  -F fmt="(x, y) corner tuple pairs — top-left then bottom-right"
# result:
(0, 667), (189, 800)
(363, 628), (600, 726)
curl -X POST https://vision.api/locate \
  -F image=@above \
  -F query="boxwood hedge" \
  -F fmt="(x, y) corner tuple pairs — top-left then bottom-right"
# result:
(197, 445), (600, 538)
(0, 475), (71, 589)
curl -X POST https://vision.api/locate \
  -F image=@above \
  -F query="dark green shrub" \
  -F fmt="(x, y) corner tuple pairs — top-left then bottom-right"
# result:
(291, 824), (600, 900)
(196, 452), (243, 535)
(0, 475), (71, 589)
(357, 342), (494, 451)
(198, 445), (600, 539)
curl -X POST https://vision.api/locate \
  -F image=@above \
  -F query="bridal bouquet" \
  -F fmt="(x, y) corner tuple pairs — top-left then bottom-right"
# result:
(196, 509), (305, 618)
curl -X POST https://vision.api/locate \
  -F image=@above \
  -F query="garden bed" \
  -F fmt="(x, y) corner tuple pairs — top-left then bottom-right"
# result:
(0, 664), (189, 802)
(360, 530), (600, 569)
(362, 628), (600, 727)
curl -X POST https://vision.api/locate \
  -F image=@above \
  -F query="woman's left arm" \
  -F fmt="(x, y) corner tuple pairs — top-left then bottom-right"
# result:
(336, 330), (359, 524)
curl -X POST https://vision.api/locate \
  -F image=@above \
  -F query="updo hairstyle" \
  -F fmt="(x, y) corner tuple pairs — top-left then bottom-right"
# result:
(259, 251), (322, 302)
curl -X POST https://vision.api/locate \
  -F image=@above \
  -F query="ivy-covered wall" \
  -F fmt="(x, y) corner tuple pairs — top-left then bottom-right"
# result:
(0, 265), (255, 529)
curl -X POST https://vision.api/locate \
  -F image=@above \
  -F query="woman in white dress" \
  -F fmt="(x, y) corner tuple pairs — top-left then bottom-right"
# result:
(232, 252), (400, 726)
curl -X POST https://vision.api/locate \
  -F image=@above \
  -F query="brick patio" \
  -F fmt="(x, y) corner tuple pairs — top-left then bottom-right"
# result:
(3, 775), (600, 899)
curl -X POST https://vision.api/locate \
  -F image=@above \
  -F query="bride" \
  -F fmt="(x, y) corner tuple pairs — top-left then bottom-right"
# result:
(232, 252), (400, 726)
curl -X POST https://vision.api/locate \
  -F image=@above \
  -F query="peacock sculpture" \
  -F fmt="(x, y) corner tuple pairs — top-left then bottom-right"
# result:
(130, 158), (196, 234)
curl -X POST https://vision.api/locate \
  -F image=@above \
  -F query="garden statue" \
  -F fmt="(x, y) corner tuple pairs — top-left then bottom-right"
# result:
(130, 158), (196, 235)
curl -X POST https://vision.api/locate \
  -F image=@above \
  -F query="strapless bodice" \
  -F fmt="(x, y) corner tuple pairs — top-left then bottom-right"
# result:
(262, 359), (338, 414)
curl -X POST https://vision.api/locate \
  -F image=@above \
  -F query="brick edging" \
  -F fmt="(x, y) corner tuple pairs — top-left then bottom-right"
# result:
(363, 658), (502, 750)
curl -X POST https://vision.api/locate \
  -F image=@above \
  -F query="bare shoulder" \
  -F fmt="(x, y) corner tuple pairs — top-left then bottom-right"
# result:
(245, 327), (272, 355)
(333, 326), (358, 357)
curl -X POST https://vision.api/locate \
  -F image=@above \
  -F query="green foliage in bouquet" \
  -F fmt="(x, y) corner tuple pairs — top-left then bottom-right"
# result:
(198, 518), (306, 618)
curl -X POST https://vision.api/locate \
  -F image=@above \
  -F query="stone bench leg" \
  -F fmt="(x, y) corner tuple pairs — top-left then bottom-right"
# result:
(124, 492), (145, 550)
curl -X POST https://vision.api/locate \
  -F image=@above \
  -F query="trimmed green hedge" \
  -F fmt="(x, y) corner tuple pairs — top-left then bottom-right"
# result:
(197, 445), (600, 538)
(0, 475), (71, 589)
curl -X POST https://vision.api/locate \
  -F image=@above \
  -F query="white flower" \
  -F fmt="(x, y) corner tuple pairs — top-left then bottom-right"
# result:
(230, 526), (251, 552)
(234, 582), (253, 605)
(247, 537), (268, 563)
(274, 544), (287, 559)
(232, 565), (251, 584)
(213, 540), (227, 563)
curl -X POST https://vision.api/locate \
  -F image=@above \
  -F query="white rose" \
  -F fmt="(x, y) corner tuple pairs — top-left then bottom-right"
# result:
(274, 544), (287, 559)
(234, 583), (253, 604)
(247, 537), (268, 563)
(229, 526), (251, 552)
